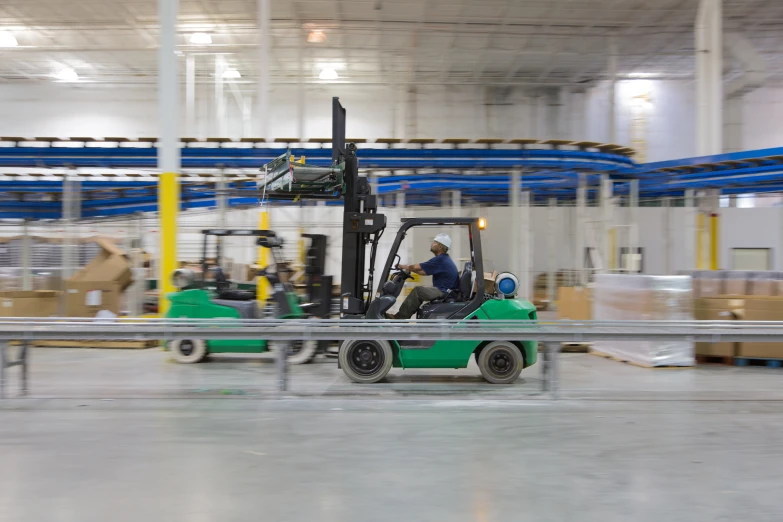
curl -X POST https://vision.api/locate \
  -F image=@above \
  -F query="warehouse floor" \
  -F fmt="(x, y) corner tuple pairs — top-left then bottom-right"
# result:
(1, 348), (782, 521)
(6, 347), (783, 400)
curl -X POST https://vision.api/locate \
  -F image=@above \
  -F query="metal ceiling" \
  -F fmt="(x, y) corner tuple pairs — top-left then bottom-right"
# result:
(1, 0), (783, 87)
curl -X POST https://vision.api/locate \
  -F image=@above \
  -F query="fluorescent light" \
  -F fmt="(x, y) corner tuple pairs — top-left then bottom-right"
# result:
(0, 32), (18, 47)
(628, 72), (660, 78)
(319, 68), (339, 80)
(189, 33), (212, 45)
(222, 68), (241, 79)
(53, 68), (79, 82)
(307, 30), (327, 43)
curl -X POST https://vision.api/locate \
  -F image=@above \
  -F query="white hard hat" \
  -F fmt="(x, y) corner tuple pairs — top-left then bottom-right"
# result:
(433, 233), (452, 249)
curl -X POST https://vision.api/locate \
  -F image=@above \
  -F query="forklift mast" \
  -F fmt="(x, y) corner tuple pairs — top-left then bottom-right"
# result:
(332, 98), (386, 317)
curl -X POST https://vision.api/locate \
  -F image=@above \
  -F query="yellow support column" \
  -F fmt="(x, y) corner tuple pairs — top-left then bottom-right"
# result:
(709, 212), (719, 270)
(257, 210), (271, 301)
(158, 172), (179, 315)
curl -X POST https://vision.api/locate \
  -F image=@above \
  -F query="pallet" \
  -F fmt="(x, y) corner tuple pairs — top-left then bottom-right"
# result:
(696, 354), (735, 365)
(561, 342), (591, 353)
(734, 357), (783, 368)
(589, 349), (693, 369)
(28, 340), (160, 350)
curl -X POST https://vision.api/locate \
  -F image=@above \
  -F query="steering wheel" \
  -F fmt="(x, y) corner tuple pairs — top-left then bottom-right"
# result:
(392, 265), (415, 281)
(211, 267), (231, 293)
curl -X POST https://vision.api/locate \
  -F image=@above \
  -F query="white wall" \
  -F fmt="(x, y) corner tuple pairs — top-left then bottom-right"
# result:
(585, 79), (783, 162)
(7, 204), (782, 292)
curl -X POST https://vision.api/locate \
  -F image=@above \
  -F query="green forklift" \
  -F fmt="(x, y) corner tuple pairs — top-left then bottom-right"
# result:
(255, 97), (538, 384)
(337, 217), (538, 384)
(166, 229), (331, 364)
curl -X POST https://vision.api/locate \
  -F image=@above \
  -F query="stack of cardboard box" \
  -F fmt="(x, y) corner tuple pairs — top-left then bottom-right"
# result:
(65, 238), (133, 316)
(691, 270), (783, 360)
(0, 290), (61, 317)
(556, 286), (592, 320)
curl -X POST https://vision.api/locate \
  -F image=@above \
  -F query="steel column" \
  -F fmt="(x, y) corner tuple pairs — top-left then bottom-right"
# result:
(186, 54), (195, 134)
(510, 169), (522, 289)
(696, 0), (723, 155)
(520, 190), (532, 300)
(257, 0), (270, 139)
(157, 0), (181, 316)
(21, 219), (31, 291)
(576, 173), (587, 285)
(547, 197), (557, 305)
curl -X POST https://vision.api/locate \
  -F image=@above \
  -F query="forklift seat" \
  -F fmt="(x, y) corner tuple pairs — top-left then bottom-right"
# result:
(416, 262), (474, 319)
(211, 299), (258, 319)
(217, 289), (256, 301)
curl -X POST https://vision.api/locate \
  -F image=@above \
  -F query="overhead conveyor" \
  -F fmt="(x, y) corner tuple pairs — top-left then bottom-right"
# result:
(3, 135), (783, 218)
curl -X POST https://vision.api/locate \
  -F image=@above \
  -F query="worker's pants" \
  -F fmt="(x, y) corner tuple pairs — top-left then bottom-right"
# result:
(393, 286), (444, 319)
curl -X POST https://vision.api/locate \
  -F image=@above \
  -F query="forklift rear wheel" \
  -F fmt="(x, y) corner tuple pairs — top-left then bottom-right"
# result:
(269, 340), (318, 365)
(477, 341), (523, 384)
(339, 339), (393, 383)
(170, 339), (208, 364)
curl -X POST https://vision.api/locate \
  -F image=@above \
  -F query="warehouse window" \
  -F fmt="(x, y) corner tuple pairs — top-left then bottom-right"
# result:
(732, 248), (771, 270)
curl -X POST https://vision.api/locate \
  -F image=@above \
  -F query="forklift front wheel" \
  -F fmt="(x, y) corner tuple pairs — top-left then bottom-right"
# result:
(339, 339), (393, 384)
(269, 340), (318, 365)
(170, 339), (208, 364)
(477, 341), (523, 384)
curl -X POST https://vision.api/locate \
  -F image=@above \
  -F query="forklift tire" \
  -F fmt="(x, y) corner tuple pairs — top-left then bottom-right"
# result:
(170, 339), (208, 364)
(339, 339), (393, 384)
(269, 340), (318, 365)
(477, 341), (523, 384)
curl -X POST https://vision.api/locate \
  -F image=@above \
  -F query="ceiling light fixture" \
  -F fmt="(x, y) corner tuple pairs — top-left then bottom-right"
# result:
(319, 68), (339, 80)
(627, 72), (660, 79)
(307, 30), (327, 43)
(189, 32), (212, 45)
(0, 32), (18, 48)
(53, 67), (79, 82)
(222, 68), (241, 79)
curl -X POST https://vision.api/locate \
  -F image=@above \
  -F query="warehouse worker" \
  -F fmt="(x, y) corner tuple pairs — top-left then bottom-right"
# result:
(391, 233), (459, 319)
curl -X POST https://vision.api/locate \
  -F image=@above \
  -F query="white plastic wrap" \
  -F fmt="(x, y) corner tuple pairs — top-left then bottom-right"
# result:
(593, 274), (694, 367)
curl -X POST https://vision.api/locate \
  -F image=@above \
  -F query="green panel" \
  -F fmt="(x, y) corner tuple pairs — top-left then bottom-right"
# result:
(165, 289), (266, 353)
(398, 340), (482, 368)
(395, 300), (539, 369)
(397, 308), (489, 369)
(478, 298), (538, 367)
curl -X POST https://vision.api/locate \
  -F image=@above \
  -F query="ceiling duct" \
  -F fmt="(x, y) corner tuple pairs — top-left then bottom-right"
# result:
(724, 31), (766, 98)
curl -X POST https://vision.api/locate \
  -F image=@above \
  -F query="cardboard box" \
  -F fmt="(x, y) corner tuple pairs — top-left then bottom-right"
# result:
(0, 290), (61, 317)
(71, 238), (133, 291)
(65, 281), (123, 316)
(723, 271), (748, 296)
(484, 271), (498, 294)
(739, 296), (783, 359)
(694, 272), (724, 298)
(65, 238), (133, 316)
(557, 286), (592, 320)
(693, 297), (744, 357)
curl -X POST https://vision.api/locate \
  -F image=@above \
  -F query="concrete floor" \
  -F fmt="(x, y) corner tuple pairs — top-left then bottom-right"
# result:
(1, 348), (783, 521)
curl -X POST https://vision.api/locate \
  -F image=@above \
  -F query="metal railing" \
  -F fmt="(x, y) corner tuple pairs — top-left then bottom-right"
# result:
(3, 317), (783, 398)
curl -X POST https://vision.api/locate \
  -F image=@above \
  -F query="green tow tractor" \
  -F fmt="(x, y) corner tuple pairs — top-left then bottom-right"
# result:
(166, 229), (330, 364)
(252, 97), (539, 384)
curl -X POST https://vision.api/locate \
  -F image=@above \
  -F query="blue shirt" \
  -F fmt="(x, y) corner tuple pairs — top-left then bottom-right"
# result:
(420, 253), (459, 293)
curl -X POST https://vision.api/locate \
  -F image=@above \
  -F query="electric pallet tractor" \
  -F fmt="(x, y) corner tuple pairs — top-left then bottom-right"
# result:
(254, 97), (539, 384)
(165, 229), (332, 364)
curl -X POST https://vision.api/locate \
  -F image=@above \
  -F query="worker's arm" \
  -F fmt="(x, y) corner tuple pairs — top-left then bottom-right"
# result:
(399, 263), (426, 276)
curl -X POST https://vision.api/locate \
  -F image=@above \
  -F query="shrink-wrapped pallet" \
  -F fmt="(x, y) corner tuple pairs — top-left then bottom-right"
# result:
(593, 274), (694, 367)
